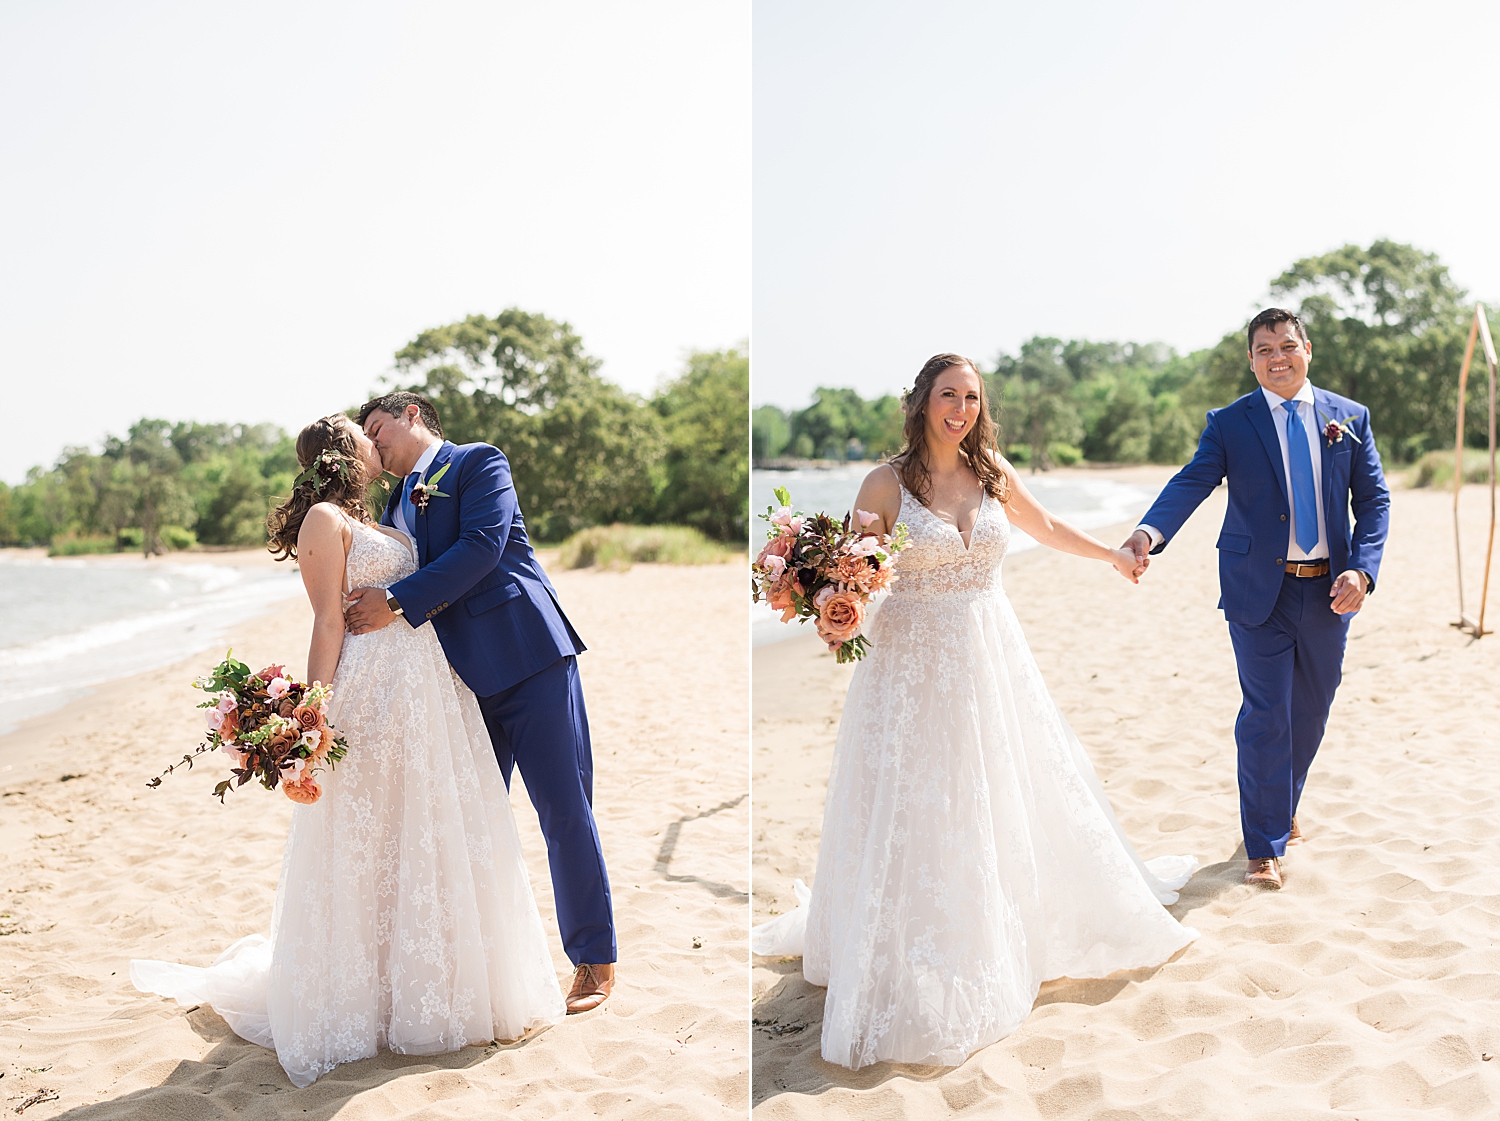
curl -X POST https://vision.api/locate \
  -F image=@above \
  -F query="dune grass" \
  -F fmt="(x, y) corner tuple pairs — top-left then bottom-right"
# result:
(556, 524), (741, 570)
(1407, 448), (1494, 488)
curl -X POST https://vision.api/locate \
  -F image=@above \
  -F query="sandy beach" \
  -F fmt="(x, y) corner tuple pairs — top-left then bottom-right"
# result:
(0, 553), (748, 1119)
(752, 470), (1500, 1118)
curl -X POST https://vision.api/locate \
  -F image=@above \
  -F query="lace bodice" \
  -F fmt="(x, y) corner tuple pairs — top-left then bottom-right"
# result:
(343, 516), (416, 591)
(886, 484), (1010, 600)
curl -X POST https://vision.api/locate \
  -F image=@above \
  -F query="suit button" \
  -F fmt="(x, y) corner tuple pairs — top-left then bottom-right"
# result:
(1276, 557), (1284, 565)
(1280, 514), (1288, 522)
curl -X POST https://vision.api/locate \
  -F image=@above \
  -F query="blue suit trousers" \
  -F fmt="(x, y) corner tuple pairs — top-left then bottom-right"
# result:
(476, 655), (617, 965)
(1227, 573), (1350, 859)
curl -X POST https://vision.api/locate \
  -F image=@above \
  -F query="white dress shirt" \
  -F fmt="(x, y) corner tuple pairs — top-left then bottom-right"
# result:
(391, 442), (441, 542)
(1139, 381), (1328, 560)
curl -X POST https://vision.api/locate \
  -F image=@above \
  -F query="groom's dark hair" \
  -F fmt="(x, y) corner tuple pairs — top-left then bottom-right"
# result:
(1247, 307), (1309, 352)
(356, 392), (445, 438)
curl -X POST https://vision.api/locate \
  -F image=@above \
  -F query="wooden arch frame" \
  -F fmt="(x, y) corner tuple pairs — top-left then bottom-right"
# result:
(1452, 303), (1498, 638)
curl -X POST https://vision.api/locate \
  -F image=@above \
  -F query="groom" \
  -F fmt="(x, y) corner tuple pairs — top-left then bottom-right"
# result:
(344, 392), (617, 1011)
(1127, 308), (1389, 890)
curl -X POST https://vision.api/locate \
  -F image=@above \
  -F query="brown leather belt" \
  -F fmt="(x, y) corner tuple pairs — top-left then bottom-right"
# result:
(1284, 559), (1330, 577)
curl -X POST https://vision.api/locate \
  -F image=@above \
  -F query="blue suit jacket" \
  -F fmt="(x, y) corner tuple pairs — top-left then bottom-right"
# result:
(383, 441), (585, 696)
(1140, 386), (1390, 627)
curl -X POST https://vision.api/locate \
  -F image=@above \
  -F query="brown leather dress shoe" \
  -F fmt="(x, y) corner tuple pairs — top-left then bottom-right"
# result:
(1287, 816), (1304, 846)
(566, 963), (615, 1014)
(1245, 857), (1284, 890)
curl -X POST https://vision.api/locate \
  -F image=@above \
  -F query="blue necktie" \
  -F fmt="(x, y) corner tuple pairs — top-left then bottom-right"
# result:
(1282, 400), (1319, 553)
(400, 471), (420, 533)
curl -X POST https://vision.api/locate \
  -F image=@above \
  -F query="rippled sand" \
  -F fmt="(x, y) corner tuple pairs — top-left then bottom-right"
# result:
(753, 473), (1500, 1118)
(0, 558), (748, 1119)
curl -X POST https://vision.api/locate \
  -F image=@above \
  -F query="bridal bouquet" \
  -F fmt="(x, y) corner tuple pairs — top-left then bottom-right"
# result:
(751, 485), (909, 663)
(146, 652), (348, 804)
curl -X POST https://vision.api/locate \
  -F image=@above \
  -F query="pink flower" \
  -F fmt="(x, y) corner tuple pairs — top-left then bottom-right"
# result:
(760, 554), (787, 579)
(206, 708), (225, 732)
(856, 509), (878, 528)
(850, 536), (882, 557)
(813, 585), (836, 610)
(267, 677), (291, 701)
(816, 591), (865, 648)
(759, 533), (795, 563)
(279, 757), (306, 776)
(219, 743), (248, 768)
(215, 693), (237, 713)
(769, 507), (803, 535)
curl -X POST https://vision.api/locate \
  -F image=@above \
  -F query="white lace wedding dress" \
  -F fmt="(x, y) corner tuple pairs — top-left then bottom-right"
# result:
(132, 514), (565, 1087)
(765, 482), (1198, 1070)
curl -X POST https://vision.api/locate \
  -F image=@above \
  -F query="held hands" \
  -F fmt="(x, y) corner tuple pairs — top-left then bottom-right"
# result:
(1329, 570), (1368, 614)
(345, 586), (397, 634)
(1110, 529), (1153, 584)
(1109, 543), (1149, 584)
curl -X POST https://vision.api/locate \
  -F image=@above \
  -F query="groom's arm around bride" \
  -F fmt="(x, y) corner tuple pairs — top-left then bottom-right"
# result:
(1124, 308), (1389, 890)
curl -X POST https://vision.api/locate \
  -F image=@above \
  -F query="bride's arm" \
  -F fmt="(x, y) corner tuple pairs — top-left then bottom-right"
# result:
(850, 464), (902, 536)
(296, 504), (352, 684)
(996, 458), (1145, 583)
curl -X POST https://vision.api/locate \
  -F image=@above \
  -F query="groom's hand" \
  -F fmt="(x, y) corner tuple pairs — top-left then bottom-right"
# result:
(345, 586), (397, 634)
(1124, 530), (1153, 579)
(1329, 569), (1368, 614)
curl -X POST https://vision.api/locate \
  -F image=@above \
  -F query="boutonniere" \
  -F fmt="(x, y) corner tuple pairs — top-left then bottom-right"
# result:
(410, 462), (451, 512)
(1317, 410), (1361, 447)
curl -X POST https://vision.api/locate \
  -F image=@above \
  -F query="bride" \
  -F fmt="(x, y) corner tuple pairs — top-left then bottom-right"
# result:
(759, 353), (1198, 1070)
(131, 415), (564, 1087)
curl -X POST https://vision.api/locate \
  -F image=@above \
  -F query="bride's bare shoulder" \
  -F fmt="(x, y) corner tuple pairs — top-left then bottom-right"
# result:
(860, 461), (902, 499)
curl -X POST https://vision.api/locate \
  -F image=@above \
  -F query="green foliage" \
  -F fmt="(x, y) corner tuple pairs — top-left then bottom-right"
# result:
(556, 523), (739, 570)
(48, 534), (118, 557)
(654, 347), (749, 540)
(1407, 448), (1494, 488)
(753, 388), (904, 464)
(383, 310), (745, 542)
(756, 242), (1495, 472)
(1, 421), (296, 550)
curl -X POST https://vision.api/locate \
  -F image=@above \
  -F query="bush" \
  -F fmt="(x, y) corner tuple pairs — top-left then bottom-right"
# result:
(161, 525), (197, 550)
(1047, 443), (1084, 467)
(1006, 443), (1032, 466)
(557, 524), (738, 570)
(1408, 449), (1493, 488)
(117, 527), (144, 548)
(49, 534), (117, 556)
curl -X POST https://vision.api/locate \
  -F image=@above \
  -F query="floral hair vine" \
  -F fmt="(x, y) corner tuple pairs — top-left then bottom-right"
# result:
(292, 449), (359, 495)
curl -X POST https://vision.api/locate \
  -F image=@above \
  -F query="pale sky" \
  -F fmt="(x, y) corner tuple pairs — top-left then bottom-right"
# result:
(1, 1), (748, 483)
(754, 0), (1500, 408)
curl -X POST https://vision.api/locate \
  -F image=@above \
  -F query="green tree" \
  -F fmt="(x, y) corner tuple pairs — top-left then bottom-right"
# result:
(752, 405), (790, 461)
(386, 308), (668, 541)
(654, 346), (749, 540)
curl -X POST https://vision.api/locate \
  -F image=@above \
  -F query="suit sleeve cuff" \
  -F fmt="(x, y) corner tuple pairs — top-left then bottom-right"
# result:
(1138, 524), (1164, 550)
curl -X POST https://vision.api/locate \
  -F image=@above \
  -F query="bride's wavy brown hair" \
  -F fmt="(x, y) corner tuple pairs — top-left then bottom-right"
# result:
(893, 353), (1010, 506)
(266, 416), (372, 561)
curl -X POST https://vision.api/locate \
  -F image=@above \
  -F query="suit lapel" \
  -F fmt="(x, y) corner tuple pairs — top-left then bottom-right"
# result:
(1243, 391), (1290, 506)
(414, 442), (455, 567)
(1314, 388), (1338, 512)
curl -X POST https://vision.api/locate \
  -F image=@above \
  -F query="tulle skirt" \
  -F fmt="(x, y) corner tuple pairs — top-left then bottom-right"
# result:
(797, 584), (1197, 1069)
(132, 620), (564, 1087)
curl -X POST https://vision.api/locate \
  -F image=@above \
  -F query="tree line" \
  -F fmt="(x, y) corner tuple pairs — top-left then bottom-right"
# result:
(0, 310), (748, 553)
(754, 240), (1498, 471)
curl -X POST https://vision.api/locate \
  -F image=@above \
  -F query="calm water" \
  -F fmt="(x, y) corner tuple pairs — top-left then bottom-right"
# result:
(751, 465), (1162, 646)
(0, 554), (304, 737)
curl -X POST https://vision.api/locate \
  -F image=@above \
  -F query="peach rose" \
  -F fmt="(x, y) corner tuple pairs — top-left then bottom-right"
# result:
(278, 698), (297, 718)
(291, 704), (322, 731)
(218, 708), (239, 742)
(767, 572), (796, 616)
(282, 774), (322, 804)
(815, 590), (865, 648)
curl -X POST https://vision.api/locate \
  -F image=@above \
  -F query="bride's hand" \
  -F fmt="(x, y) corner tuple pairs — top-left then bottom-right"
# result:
(1109, 546), (1147, 584)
